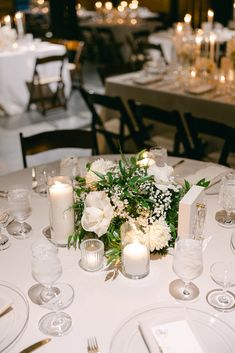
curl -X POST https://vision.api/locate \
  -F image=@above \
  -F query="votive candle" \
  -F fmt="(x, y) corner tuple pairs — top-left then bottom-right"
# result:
(15, 12), (24, 37)
(122, 242), (149, 278)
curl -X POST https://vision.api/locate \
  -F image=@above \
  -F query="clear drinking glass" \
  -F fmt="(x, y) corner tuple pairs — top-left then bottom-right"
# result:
(169, 238), (203, 301)
(218, 172), (235, 227)
(206, 261), (235, 312)
(149, 146), (168, 167)
(0, 208), (10, 250)
(8, 187), (32, 239)
(231, 231), (235, 255)
(31, 241), (74, 336)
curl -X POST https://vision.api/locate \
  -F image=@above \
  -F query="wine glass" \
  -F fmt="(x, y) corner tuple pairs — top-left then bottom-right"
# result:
(231, 231), (235, 255)
(8, 187), (32, 239)
(169, 238), (203, 301)
(149, 146), (168, 167)
(31, 240), (74, 336)
(217, 172), (235, 228)
(0, 207), (10, 250)
(206, 261), (235, 312)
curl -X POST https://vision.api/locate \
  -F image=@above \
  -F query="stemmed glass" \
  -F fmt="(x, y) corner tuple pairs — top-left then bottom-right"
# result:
(217, 172), (235, 228)
(206, 261), (235, 311)
(8, 187), (32, 239)
(0, 207), (10, 250)
(169, 238), (203, 301)
(31, 240), (74, 336)
(231, 231), (235, 255)
(149, 146), (168, 167)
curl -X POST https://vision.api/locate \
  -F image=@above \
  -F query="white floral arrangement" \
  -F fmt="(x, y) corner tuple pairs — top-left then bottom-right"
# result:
(69, 152), (207, 266)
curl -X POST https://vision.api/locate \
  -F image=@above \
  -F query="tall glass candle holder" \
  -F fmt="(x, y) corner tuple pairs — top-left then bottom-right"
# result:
(121, 222), (150, 279)
(47, 176), (74, 247)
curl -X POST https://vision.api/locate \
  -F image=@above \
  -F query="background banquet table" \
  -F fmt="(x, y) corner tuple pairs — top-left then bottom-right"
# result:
(0, 41), (71, 116)
(0, 156), (234, 353)
(105, 71), (235, 128)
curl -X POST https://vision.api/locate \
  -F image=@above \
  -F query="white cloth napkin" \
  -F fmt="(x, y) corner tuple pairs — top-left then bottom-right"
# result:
(139, 319), (207, 353)
(185, 164), (229, 186)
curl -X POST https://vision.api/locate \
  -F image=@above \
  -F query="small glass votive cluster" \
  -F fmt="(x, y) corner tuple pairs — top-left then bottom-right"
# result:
(79, 239), (104, 272)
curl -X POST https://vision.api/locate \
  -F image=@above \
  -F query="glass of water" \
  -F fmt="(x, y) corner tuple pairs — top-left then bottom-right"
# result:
(218, 172), (235, 227)
(31, 240), (74, 336)
(8, 187), (32, 239)
(169, 237), (203, 301)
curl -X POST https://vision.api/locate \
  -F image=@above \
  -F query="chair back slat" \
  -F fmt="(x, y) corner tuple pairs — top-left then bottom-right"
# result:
(185, 112), (235, 166)
(20, 129), (97, 168)
(128, 99), (192, 157)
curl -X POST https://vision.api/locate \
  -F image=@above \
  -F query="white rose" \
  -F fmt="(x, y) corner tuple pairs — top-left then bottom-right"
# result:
(86, 158), (115, 186)
(141, 219), (171, 251)
(147, 163), (174, 185)
(81, 191), (113, 237)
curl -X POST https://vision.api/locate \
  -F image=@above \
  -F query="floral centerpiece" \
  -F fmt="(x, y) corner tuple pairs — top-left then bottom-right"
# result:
(68, 152), (208, 270)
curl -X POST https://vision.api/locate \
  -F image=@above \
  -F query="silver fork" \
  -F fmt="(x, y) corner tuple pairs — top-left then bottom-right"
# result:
(87, 337), (100, 353)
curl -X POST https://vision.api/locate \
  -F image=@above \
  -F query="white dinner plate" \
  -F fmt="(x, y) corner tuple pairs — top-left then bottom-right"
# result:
(0, 282), (29, 352)
(109, 305), (235, 353)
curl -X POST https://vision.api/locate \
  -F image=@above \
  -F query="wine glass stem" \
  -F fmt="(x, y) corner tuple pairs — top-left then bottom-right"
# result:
(183, 281), (191, 296)
(225, 211), (232, 224)
(19, 221), (25, 234)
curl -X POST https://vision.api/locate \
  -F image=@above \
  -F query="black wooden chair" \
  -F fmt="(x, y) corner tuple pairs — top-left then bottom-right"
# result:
(79, 87), (142, 154)
(185, 113), (235, 166)
(19, 129), (97, 168)
(128, 99), (192, 157)
(26, 54), (67, 115)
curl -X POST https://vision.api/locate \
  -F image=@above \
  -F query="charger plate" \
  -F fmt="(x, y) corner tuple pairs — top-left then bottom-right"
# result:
(109, 305), (235, 353)
(0, 281), (29, 352)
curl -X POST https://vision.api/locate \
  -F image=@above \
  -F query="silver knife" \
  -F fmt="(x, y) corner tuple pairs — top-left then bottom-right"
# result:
(19, 338), (51, 353)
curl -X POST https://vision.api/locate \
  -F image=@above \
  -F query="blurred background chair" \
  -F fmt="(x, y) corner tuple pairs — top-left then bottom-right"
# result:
(185, 113), (235, 166)
(79, 87), (142, 154)
(128, 99), (192, 157)
(20, 129), (97, 168)
(26, 54), (67, 115)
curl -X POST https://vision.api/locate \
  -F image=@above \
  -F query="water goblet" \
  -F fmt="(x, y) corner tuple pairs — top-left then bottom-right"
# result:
(231, 231), (235, 255)
(149, 146), (168, 167)
(31, 241), (74, 336)
(8, 187), (32, 239)
(0, 207), (10, 250)
(169, 238), (203, 301)
(206, 261), (235, 311)
(217, 172), (235, 228)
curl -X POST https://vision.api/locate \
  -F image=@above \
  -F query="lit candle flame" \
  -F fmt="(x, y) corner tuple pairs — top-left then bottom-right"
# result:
(184, 13), (191, 24)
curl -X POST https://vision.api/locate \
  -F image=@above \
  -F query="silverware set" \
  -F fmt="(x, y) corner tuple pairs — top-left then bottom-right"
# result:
(87, 337), (100, 353)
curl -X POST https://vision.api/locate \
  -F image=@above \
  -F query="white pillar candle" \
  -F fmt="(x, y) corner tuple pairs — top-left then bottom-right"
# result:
(122, 242), (149, 277)
(15, 12), (24, 37)
(207, 9), (214, 30)
(3, 15), (11, 28)
(209, 33), (216, 63)
(48, 178), (74, 246)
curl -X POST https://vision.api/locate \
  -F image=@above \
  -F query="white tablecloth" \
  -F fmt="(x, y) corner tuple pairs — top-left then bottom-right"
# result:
(0, 156), (234, 353)
(0, 42), (71, 116)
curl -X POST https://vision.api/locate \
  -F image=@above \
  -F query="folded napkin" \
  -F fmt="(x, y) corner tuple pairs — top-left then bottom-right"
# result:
(132, 75), (162, 85)
(0, 296), (12, 316)
(139, 319), (206, 353)
(185, 164), (229, 186)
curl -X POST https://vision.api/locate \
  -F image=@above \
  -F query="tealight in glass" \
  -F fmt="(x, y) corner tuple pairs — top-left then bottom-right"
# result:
(79, 239), (104, 272)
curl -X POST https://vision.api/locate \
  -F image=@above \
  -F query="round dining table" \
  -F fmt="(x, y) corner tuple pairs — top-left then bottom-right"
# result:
(0, 155), (234, 353)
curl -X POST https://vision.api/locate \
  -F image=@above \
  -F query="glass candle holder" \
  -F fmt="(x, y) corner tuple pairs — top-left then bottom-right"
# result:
(79, 239), (104, 272)
(47, 176), (74, 247)
(121, 222), (150, 279)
